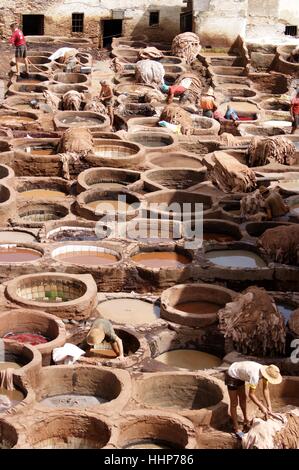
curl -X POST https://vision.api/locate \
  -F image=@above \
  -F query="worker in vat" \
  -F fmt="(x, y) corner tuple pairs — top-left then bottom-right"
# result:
(99, 80), (114, 126)
(85, 317), (124, 360)
(9, 22), (29, 77)
(259, 186), (289, 219)
(199, 87), (217, 118)
(291, 88), (299, 134)
(225, 104), (239, 126)
(225, 361), (283, 439)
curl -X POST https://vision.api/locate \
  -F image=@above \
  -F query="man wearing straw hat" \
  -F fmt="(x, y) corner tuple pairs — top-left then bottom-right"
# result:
(225, 361), (283, 439)
(85, 317), (124, 359)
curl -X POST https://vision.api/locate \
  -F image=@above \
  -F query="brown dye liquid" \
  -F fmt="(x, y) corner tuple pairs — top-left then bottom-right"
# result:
(151, 156), (202, 169)
(0, 362), (21, 371)
(24, 146), (56, 155)
(0, 387), (24, 412)
(0, 231), (36, 243)
(17, 79), (41, 84)
(131, 251), (191, 268)
(155, 350), (222, 370)
(98, 298), (160, 325)
(176, 301), (220, 314)
(21, 189), (66, 200)
(89, 182), (127, 190)
(279, 181), (299, 191)
(203, 232), (237, 242)
(87, 200), (131, 212)
(0, 247), (41, 263)
(225, 209), (241, 216)
(61, 116), (103, 126)
(0, 116), (34, 124)
(56, 251), (118, 266)
(270, 397), (299, 412)
(206, 250), (266, 268)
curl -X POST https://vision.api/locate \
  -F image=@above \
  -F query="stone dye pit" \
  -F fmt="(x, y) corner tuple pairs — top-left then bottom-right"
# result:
(0, 19), (298, 451)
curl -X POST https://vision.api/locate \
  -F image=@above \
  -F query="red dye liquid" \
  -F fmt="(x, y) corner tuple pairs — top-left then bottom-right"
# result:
(3, 332), (49, 346)
(237, 117), (252, 121)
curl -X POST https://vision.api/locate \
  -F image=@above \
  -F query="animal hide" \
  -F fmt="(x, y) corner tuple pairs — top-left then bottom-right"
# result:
(218, 286), (286, 356)
(247, 136), (296, 167)
(172, 32), (201, 64)
(210, 151), (256, 193)
(135, 60), (165, 87)
(257, 225), (299, 266)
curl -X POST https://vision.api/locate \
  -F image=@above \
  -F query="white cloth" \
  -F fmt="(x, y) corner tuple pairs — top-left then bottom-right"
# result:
(49, 48), (76, 61)
(52, 343), (85, 365)
(180, 78), (192, 89)
(228, 361), (263, 387)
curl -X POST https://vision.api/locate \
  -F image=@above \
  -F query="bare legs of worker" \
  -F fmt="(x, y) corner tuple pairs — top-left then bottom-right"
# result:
(107, 105), (114, 127)
(228, 386), (250, 432)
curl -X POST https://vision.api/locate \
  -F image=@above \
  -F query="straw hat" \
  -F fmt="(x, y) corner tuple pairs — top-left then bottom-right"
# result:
(259, 185), (269, 195)
(86, 327), (105, 346)
(206, 87), (215, 97)
(260, 364), (282, 385)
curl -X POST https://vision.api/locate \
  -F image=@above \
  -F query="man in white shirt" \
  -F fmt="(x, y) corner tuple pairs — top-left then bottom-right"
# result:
(225, 361), (282, 439)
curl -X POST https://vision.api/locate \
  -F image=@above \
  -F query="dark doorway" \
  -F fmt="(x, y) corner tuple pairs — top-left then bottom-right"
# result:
(102, 20), (122, 48)
(180, 12), (193, 33)
(22, 14), (44, 35)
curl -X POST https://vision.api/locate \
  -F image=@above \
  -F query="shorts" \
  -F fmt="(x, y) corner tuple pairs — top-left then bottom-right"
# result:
(203, 109), (213, 118)
(103, 98), (114, 107)
(225, 372), (245, 390)
(292, 114), (299, 129)
(15, 45), (27, 59)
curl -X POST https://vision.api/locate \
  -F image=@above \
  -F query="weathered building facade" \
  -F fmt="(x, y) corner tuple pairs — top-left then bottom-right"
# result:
(0, 0), (185, 45)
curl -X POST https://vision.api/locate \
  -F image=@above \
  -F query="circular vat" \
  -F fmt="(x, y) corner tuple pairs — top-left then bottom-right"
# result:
(130, 245), (193, 270)
(0, 309), (66, 366)
(126, 131), (176, 150)
(77, 188), (141, 221)
(133, 373), (225, 416)
(0, 230), (37, 244)
(161, 283), (236, 328)
(27, 56), (51, 65)
(245, 221), (293, 238)
(219, 199), (242, 221)
(87, 139), (144, 169)
(254, 377), (299, 413)
(54, 111), (110, 131)
(260, 98), (290, 112)
(0, 111), (39, 127)
(118, 412), (196, 449)
(142, 167), (206, 192)
(17, 203), (70, 224)
(238, 124), (286, 137)
(220, 87), (257, 99)
(18, 412), (111, 449)
(0, 339), (41, 378)
(112, 217), (183, 243)
(0, 421), (18, 448)
(190, 116), (221, 136)
(204, 243), (268, 269)
(6, 272), (97, 320)
(144, 190), (213, 220)
(52, 244), (121, 267)
(0, 243), (43, 263)
(35, 365), (129, 412)
(53, 73), (88, 84)
(203, 219), (242, 243)
(153, 350), (222, 371)
(0, 164), (14, 184)
(16, 178), (69, 200)
(11, 73), (49, 85)
(48, 83), (88, 96)
(77, 167), (140, 193)
(218, 100), (259, 121)
(146, 152), (203, 170)
(13, 138), (59, 157)
(8, 83), (48, 97)
(45, 221), (110, 242)
(97, 297), (160, 326)
(114, 83), (156, 97)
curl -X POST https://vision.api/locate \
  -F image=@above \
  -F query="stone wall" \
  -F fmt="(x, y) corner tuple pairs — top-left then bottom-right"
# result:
(0, 0), (184, 44)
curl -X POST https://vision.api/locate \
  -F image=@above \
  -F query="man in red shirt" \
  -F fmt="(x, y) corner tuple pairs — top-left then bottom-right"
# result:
(291, 89), (299, 134)
(9, 22), (29, 76)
